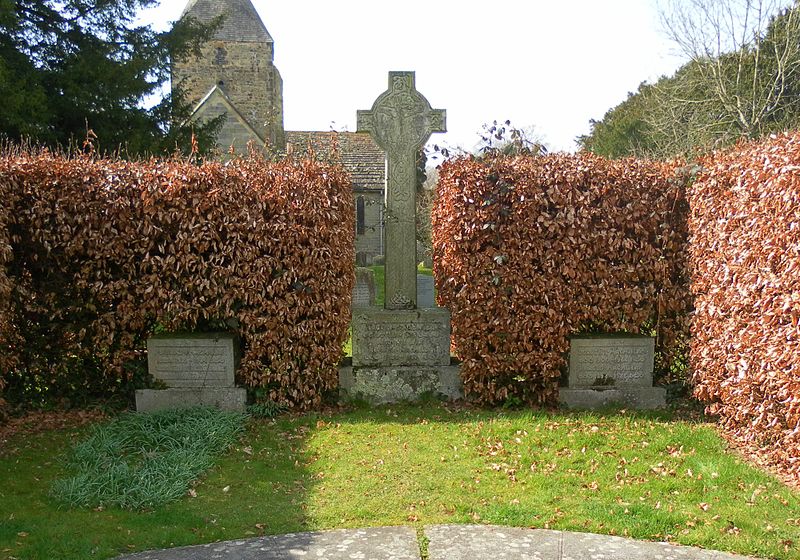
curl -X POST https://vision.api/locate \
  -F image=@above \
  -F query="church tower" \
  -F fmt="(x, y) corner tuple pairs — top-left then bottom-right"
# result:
(173, 0), (285, 151)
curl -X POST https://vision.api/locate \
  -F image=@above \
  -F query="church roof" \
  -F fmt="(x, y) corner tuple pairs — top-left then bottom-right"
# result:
(286, 131), (386, 192)
(181, 0), (273, 43)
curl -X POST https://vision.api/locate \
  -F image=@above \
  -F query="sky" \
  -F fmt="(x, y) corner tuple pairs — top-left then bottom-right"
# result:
(140, 0), (687, 153)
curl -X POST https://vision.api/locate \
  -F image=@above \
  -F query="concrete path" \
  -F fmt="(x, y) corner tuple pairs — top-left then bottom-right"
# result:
(116, 525), (760, 560)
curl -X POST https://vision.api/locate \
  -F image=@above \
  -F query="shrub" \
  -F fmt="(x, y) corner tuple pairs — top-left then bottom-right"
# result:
(689, 132), (800, 481)
(51, 407), (246, 509)
(432, 152), (691, 405)
(0, 151), (354, 409)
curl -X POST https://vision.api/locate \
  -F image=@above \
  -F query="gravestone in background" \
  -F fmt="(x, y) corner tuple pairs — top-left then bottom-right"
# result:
(136, 333), (246, 412)
(342, 71), (461, 404)
(559, 335), (666, 409)
(416, 274), (435, 309)
(352, 267), (377, 308)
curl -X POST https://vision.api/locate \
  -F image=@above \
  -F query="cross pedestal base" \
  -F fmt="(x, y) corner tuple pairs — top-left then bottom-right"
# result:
(347, 308), (462, 403)
(339, 365), (462, 405)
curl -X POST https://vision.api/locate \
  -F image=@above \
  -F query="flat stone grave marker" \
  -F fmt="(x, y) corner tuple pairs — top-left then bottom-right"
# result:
(560, 335), (665, 409)
(136, 333), (246, 412)
(569, 336), (653, 387)
(416, 274), (435, 308)
(147, 335), (236, 387)
(352, 267), (377, 308)
(351, 309), (450, 368)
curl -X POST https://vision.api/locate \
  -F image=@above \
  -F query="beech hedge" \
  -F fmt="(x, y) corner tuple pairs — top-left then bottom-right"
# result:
(0, 152), (354, 409)
(690, 133), (800, 480)
(432, 153), (691, 405)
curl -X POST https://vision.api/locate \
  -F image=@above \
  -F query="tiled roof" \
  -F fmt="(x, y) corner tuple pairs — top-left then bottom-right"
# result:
(286, 131), (385, 191)
(181, 0), (273, 43)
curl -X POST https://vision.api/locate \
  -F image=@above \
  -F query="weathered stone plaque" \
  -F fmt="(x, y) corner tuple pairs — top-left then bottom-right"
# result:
(416, 274), (435, 308)
(137, 333), (246, 413)
(352, 267), (377, 308)
(147, 334), (236, 388)
(560, 335), (665, 409)
(569, 336), (654, 388)
(136, 387), (246, 412)
(340, 365), (462, 405)
(352, 308), (450, 367)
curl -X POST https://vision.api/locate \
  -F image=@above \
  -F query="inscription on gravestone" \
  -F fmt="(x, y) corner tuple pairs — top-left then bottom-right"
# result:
(560, 335), (665, 409)
(569, 338), (654, 387)
(137, 333), (246, 412)
(416, 274), (435, 309)
(358, 71), (445, 310)
(352, 309), (450, 367)
(147, 335), (236, 388)
(352, 283), (372, 308)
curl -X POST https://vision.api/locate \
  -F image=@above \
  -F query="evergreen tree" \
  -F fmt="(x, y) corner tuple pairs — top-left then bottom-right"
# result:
(0, 0), (220, 155)
(577, 83), (657, 159)
(581, 1), (800, 160)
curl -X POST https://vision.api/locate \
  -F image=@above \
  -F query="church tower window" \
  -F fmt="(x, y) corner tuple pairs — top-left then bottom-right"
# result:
(214, 47), (227, 65)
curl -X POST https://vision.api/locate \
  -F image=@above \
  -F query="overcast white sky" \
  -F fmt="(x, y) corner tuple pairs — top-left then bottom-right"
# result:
(140, 0), (686, 153)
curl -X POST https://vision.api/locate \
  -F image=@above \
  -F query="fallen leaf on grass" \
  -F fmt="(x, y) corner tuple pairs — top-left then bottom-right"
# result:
(725, 522), (741, 535)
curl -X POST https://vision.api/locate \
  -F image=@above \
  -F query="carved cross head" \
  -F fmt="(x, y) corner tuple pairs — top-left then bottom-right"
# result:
(357, 71), (446, 155)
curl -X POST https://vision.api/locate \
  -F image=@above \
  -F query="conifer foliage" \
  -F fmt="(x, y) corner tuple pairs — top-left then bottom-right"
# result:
(0, 1), (218, 154)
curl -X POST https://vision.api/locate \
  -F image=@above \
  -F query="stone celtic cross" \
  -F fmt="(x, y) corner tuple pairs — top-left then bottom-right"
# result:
(358, 71), (446, 310)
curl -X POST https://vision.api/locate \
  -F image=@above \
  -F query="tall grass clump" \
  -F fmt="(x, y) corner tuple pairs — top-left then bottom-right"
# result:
(51, 407), (246, 510)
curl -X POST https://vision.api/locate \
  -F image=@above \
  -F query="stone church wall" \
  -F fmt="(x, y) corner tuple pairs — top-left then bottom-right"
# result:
(173, 40), (284, 148)
(194, 96), (262, 154)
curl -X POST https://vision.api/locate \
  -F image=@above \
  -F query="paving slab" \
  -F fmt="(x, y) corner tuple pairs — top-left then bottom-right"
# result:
(426, 524), (561, 559)
(424, 525), (758, 560)
(115, 527), (420, 560)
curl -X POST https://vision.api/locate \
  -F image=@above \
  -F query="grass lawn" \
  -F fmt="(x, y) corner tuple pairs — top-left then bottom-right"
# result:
(369, 264), (433, 307)
(1, 403), (798, 560)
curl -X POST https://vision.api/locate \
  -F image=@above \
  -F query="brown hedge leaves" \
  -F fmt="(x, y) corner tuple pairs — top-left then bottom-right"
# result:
(690, 133), (800, 481)
(0, 152), (354, 409)
(432, 152), (691, 405)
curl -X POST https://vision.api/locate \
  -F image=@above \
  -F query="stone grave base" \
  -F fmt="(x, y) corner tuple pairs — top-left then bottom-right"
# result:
(559, 386), (666, 410)
(339, 365), (462, 404)
(349, 306), (457, 404)
(136, 387), (247, 413)
(352, 308), (451, 367)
